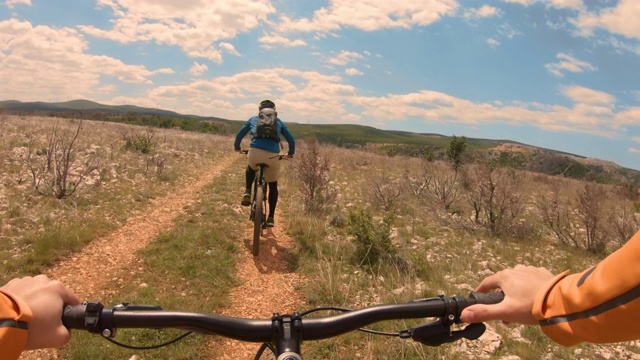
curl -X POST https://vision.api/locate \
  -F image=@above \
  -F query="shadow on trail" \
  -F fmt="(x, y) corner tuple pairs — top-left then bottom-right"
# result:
(243, 229), (295, 274)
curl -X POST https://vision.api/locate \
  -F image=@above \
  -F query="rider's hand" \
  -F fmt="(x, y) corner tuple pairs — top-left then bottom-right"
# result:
(460, 265), (554, 325)
(2, 275), (81, 350)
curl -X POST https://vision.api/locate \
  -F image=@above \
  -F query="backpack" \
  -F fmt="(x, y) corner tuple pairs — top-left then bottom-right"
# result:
(255, 108), (279, 141)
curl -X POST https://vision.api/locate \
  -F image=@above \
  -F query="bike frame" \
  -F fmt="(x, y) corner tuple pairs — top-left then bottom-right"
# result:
(250, 163), (268, 255)
(241, 150), (286, 256)
(63, 292), (503, 360)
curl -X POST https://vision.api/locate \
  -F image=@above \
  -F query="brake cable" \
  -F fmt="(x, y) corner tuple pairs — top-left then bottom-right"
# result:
(299, 306), (403, 337)
(103, 331), (193, 350)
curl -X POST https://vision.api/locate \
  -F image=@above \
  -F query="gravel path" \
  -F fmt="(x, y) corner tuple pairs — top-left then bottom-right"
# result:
(19, 153), (304, 359)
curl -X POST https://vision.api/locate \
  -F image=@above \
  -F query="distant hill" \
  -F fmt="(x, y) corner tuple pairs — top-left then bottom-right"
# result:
(2, 99), (638, 185)
(1, 99), (175, 116)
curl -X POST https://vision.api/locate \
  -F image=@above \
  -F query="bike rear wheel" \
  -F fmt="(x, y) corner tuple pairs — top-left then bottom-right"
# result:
(252, 184), (265, 256)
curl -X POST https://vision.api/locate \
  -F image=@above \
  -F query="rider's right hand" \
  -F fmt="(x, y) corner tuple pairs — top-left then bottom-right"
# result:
(460, 265), (554, 325)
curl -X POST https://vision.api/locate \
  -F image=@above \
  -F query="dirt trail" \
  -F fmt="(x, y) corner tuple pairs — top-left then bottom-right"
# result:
(19, 153), (304, 359)
(215, 224), (306, 359)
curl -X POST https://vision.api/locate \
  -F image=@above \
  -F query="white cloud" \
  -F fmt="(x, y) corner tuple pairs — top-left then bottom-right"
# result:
(463, 5), (500, 20)
(0, 19), (171, 101)
(345, 84), (624, 137)
(501, 0), (582, 9)
(593, 36), (640, 56)
(130, 68), (359, 121)
(4, 0), (31, 8)
(486, 38), (500, 47)
(629, 147), (640, 154)
(258, 33), (306, 49)
(615, 108), (640, 128)
(190, 62), (208, 76)
(548, 0), (582, 9)
(545, 53), (597, 77)
(345, 68), (362, 76)
(219, 42), (240, 56)
(327, 50), (364, 66)
(497, 23), (522, 39)
(574, 0), (640, 39)
(276, 0), (458, 33)
(109, 65), (633, 142)
(563, 86), (614, 106)
(78, 0), (276, 63)
(632, 136), (640, 144)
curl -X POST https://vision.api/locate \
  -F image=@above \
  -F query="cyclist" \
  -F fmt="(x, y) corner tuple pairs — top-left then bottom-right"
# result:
(1, 275), (80, 359)
(461, 230), (640, 346)
(234, 99), (295, 227)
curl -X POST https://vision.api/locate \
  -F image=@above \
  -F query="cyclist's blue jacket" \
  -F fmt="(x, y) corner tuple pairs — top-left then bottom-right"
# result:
(234, 116), (295, 155)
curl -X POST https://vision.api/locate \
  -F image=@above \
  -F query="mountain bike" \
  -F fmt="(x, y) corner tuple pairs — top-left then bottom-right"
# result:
(240, 149), (287, 256)
(63, 291), (503, 360)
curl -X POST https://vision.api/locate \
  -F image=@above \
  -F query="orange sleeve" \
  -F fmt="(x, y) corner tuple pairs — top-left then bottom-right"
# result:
(0, 289), (32, 360)
(532, 230), (640, 346)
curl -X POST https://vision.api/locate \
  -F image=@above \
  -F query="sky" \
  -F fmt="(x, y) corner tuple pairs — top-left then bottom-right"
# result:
(1, 0), (639, 170)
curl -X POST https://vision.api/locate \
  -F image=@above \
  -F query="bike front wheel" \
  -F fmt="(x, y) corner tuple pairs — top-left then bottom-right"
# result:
(252, 185), (265, 256)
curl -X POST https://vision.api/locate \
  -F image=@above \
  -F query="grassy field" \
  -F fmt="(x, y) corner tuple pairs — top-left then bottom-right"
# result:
(1, 115), (638, 359)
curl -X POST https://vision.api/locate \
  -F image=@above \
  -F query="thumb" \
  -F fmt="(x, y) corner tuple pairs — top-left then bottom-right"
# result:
(461, 304), (495, 323)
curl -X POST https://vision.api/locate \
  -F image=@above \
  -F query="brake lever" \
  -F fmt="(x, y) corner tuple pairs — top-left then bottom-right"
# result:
(407, 321), (487, 346)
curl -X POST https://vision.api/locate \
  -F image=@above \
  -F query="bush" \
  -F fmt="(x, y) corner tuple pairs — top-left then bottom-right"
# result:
(291, 136), (336, 213)
(347, 208), (396, 268)
(123, 128), (155, 154)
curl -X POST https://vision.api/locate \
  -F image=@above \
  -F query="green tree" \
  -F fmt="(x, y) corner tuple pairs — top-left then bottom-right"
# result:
(447, 135), (467, 171)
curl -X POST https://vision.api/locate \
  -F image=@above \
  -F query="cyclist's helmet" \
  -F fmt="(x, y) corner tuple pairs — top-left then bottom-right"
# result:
(259, 99), (276, 111)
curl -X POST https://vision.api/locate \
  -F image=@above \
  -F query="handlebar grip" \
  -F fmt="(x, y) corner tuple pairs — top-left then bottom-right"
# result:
(63, 304), (88, 329)
(469, 291), (504, 305)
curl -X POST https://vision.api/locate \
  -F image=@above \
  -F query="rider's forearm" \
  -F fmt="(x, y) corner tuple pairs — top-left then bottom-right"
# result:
(533, 231), (640, 346)
(234, 122), (251, 150)
(281, 128), (295, 155)
(0, 290), (32, 360)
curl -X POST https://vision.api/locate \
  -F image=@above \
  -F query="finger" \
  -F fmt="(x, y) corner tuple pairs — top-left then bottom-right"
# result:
(474, 272), (504, 293)
(48, 280), (81, 306)
(461, 303), (508, 323)
(55, 282), (80, 305)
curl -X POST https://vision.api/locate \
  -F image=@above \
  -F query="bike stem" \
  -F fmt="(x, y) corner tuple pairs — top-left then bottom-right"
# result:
(271, 312), (304, 360)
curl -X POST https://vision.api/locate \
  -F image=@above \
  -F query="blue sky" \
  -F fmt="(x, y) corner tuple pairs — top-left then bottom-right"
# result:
(1, 0), (639, 170)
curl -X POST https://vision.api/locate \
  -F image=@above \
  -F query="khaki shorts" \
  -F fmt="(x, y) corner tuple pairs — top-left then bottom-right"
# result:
(248, 148), (281, 182)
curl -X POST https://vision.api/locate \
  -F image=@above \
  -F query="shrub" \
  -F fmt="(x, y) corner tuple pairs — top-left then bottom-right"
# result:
(369, 173), (403, 212)
(123, 128), (156, 154)
(463, 158), (525, 236)
(575, 183), (610, 254)
(291, 136), (336, 213)
(21, 120), (97, 199)
(347, 208), (396, 268)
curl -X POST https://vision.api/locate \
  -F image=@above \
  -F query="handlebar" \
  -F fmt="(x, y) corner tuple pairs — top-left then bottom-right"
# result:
(63, 291), (503, 356)
(239, 149), (291, 160)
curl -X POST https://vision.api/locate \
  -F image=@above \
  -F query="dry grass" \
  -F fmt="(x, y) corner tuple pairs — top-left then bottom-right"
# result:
(2, 115), (638, 359)
(0, 115), (229, 281)
(281, 142), (639, 359)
